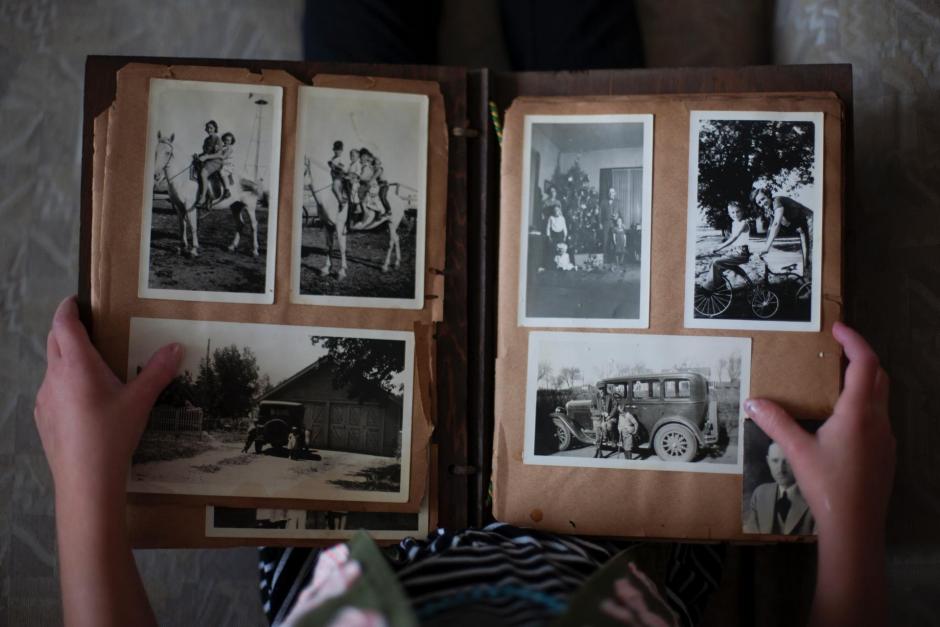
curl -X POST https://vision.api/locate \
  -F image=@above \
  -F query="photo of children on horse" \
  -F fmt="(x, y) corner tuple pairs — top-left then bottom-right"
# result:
(191, 119), (237, 212)
(293, 86), (428, 306)
(326, 139), (398, 231)
(142, 80), (282, 302)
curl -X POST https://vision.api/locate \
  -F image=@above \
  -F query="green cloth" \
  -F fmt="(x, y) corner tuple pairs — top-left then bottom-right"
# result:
(291, 531), (418, 627)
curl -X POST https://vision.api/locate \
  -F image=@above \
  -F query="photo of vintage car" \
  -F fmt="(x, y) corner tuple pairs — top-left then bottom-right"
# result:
(246, 400), (309, 459)
(550, 373), (720, 462)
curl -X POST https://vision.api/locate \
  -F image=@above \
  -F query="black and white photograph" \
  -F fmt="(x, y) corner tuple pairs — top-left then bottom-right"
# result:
(127, 318), (414, 504)
(742, 419), (821, 535)
(205, 499), (428, 540)
(292, 86), (428, 309)
(139, 79), (282, 303)
(518, 114), (653, 328)
(524, 332), (750, 473)
(684, 111), (824, 331)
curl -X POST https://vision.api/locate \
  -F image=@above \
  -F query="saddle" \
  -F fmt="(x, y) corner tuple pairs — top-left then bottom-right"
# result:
(190, 158), (226, 204)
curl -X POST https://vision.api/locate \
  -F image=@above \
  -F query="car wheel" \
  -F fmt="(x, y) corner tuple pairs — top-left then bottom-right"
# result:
(555, 422), (572, 452)
(653, 424), (698, 462)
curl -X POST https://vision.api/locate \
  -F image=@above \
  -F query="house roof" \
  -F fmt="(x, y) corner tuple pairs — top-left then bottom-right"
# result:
(258, 356), (330, 403)
(257, 355), (402, 406)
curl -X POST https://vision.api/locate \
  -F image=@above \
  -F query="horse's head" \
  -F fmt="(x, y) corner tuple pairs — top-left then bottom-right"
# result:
(154, 131), (175, 183)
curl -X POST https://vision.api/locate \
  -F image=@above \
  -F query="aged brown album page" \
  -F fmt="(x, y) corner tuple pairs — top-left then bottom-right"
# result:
(493, 93), (843, 541)
(89, 63), (448, 527)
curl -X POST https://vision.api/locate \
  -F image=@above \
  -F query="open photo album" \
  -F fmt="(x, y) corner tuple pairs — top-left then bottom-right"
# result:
(80, 57), (848, 547)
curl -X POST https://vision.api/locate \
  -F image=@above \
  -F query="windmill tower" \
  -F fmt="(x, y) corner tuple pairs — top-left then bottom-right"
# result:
(246, 93), (269, 189)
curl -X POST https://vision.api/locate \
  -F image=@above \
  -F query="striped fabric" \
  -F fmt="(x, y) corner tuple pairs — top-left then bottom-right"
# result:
(258, 524), (724, 626)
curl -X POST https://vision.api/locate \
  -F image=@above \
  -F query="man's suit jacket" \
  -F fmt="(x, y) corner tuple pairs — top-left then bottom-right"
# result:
(743, 482), (816, 535)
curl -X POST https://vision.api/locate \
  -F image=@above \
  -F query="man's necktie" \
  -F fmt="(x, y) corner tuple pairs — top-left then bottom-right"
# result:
(776, 491), (792, 530)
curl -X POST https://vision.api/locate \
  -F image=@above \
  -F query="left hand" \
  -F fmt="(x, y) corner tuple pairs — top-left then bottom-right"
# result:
(34, 296), (182, 500)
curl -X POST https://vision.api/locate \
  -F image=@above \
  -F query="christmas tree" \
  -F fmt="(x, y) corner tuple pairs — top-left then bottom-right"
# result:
(545, 158), (604, 256)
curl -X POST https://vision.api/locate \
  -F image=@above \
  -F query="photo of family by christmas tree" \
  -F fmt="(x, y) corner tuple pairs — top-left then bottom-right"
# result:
(520, 116), (652, 327)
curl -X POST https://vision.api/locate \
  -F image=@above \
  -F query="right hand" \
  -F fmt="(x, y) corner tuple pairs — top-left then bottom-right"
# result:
(744, 322), (895, 541)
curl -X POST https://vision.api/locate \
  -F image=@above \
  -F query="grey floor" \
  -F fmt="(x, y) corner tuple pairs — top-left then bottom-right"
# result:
(2, 0), (939, 624)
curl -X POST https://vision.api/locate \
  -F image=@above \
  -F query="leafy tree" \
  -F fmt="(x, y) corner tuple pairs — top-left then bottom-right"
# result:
(154, 370), (197, 407)
(696, 119), (815, 231)
(537, 362), (554, 389)
(727, 353), (742, 383)
(195, 352), (220, 417)
(557, 367), (582, 390)
(312, 336), (405, 400)
(212, 345), (262, 419)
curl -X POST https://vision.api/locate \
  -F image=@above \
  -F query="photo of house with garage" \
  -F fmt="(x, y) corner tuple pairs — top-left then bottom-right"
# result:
(127, 318), (414, 501)
(247, 355), (404, 461)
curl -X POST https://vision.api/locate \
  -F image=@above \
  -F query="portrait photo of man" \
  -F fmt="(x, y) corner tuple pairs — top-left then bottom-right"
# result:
(742, 419), (820, 535)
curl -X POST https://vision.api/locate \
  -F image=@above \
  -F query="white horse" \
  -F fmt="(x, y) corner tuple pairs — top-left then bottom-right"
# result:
(350, 182), (411, 272)
(303, 157), (349, 279)
(152, 131), (263, 257)
(303, 158), (412, 278)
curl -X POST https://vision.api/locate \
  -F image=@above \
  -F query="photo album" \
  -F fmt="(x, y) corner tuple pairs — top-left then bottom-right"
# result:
(80, 57), (848, 546)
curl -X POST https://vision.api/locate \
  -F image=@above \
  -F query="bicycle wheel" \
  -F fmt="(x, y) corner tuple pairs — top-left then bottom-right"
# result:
(795, 280), (812, 303)
(694, 277), (733, 318)
(750, 286), (780, 319)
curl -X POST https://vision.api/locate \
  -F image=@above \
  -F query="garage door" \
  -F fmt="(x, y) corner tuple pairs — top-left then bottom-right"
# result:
(303, 402), (329, 448)
(328, 403), (385, 455)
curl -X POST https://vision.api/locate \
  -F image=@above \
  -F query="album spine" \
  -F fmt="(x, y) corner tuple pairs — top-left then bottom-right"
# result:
(465, 68), (496, 526)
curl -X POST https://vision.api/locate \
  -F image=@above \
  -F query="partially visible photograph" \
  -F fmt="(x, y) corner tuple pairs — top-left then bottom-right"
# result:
(140, 79), (282, 303)
(205, 499), (429, 540)
(127, 318), (414, 504)
(684, 111), (824, 331)
(292, 86), (428, 309)
(524, 332), (750, 473)
(519, 114), (653, 328)
(742, 419), (821, 535)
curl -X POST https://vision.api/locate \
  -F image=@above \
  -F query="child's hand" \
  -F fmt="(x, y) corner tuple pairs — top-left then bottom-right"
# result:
(34, 296), (182, 500)
(744, 322), (895, 541)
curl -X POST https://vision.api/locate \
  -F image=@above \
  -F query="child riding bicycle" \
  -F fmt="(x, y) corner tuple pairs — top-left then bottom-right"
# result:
(705, 201), (752, 290)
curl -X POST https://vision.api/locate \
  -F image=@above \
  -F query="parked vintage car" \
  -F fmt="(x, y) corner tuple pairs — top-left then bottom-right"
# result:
(550, 373), (720, 462)
(250, 400), (307, 457)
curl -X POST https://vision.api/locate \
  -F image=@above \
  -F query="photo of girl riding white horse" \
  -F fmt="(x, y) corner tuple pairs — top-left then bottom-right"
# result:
(140, 79), (282, 304)
(292, 86), (428, 309)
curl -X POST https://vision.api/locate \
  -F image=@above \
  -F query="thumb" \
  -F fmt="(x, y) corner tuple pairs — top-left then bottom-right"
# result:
(744, 398), (814, 465)
(127, 343), (184, 407)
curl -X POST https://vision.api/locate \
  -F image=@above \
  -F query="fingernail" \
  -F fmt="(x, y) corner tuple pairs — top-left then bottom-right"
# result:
(168, 343), (183, 362)
(744, 399), (758, 414)
(53, 296), (77, 323)
(156, 343), (183, 367)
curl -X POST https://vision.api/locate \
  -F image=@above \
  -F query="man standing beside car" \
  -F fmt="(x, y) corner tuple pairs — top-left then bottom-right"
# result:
(591, 382), (610, 457)
(242, 420), (261, 454)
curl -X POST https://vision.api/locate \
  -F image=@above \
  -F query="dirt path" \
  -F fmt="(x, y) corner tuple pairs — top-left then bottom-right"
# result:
(299, 216), (417, 299)
(131, 442), (403, 502)
(147, 199), (269, 294)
